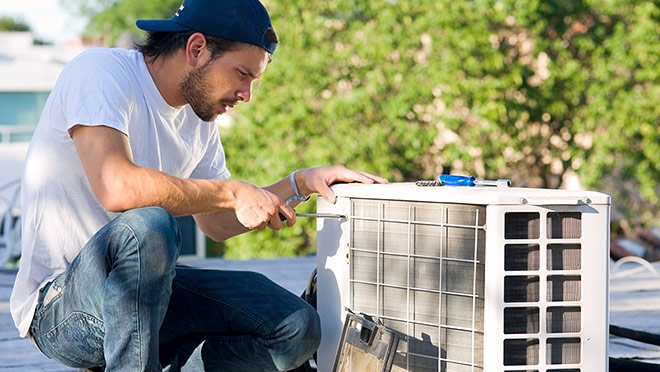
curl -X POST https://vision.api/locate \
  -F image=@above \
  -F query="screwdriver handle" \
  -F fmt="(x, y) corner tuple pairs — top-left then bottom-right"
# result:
(438, 174), (476, 186)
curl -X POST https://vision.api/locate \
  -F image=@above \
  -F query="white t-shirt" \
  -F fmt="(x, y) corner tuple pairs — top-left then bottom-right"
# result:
(10, 48), (231, 337)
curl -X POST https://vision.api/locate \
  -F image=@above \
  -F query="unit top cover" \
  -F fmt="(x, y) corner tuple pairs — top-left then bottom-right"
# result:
(329, 182), (610, 206)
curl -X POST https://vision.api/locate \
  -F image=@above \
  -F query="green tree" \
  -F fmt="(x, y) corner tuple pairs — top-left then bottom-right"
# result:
(62, 0), (181, 44)
(221, 0), (441, 257)
(63, 0), (660, 256)
(223, 0), (660, 256)
(415, 0), (660, 230)
(0, 16), (30, 32)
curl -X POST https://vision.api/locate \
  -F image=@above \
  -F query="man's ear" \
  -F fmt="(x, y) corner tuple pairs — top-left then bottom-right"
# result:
(185, 32), (208, 67)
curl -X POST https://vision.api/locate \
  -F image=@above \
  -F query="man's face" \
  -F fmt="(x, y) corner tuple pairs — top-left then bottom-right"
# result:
(180, 45), (270, 122)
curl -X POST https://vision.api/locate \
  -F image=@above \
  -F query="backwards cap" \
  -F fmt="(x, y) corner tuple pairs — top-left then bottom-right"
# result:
(136, 0), (277, 54)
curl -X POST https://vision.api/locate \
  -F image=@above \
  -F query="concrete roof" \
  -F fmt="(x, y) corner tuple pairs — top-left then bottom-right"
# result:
(0, 256), (316, 371)
(2, 255), (660, 369)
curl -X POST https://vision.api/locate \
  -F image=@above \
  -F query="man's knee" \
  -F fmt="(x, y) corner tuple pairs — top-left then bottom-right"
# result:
(116, 207), (181, 269)
(122, 205), (178, 235)
(300, 305), (321, 356)
(274, 303), (321, 371)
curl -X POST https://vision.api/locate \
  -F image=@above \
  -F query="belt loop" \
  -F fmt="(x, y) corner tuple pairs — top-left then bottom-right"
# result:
(41, 281), (59, 307)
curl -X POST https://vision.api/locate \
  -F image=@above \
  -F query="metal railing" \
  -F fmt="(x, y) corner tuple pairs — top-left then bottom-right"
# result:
(0, 179), (21, 267)
(0, 124), (36, 143)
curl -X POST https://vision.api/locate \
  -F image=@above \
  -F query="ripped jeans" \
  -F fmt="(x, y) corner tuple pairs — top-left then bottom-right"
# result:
(29, 207), (321, 372)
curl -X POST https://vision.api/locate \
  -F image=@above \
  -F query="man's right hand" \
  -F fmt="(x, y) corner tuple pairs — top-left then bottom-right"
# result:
(231, 180), (296, 231)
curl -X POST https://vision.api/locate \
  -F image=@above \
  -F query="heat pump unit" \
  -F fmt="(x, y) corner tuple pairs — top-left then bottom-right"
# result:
(315, 183), (610, 372)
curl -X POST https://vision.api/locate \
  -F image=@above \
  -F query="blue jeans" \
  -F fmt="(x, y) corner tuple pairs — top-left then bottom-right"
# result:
(29, 207), (321, 371)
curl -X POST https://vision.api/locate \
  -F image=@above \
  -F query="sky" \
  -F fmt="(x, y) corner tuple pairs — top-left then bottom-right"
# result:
(0, 0), (87, 44)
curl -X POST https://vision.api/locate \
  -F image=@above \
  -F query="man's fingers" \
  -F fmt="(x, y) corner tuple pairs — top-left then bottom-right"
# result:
(326, 166), (388, 186)
(267, 214), (283, 230)
(277, 204), (296, 225)
(317, 183), (337, 204)
(349, 169), (388, 184)
(365, 172), (388, 184)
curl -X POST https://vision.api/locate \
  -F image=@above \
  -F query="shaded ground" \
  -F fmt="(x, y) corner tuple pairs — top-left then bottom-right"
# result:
(0, 256), (316, 371)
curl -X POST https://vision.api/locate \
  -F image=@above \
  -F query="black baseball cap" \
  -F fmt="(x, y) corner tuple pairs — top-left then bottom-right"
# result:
(136, 0), (277, 54)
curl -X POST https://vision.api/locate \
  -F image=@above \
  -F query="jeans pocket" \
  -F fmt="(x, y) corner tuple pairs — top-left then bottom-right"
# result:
(45, 312), (105, 368)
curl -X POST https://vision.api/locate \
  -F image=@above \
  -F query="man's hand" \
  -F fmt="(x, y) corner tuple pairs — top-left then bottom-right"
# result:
(198, 166), (385, 241)
(232, 180), (296, 231)
(296, 166), (388, 204)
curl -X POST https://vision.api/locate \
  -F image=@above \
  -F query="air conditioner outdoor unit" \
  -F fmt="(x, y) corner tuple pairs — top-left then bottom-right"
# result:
(316, 182), (610, 372)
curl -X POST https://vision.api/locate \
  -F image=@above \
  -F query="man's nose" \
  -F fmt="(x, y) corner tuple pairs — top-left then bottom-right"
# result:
(236, 82), (253, 103)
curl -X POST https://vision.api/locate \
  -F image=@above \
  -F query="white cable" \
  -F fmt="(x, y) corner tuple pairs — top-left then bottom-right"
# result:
(611, 256), (660, 279)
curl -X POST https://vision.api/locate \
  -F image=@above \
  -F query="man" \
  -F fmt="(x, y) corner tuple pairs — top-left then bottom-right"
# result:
(9, 0), (387, 370)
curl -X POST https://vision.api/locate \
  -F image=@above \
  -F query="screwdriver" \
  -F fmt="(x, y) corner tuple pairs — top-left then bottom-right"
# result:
(279, 212), (347, 221)
(438, 174), (511, 187)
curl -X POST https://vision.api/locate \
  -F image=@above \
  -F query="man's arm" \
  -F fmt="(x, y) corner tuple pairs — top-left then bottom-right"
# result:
(194, 165), (388, 241)
(268, 166), (388, 204)
(71, 124), (295, 235)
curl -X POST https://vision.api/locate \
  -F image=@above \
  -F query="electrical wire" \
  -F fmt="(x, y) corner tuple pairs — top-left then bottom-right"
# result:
(610, 357), (660, 371)
(610, 325), (660, 371)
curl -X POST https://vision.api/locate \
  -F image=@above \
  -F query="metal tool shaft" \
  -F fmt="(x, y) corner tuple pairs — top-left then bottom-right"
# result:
(474, 179), (511, 187)
(280, 212), (347, 221)
(296, 212), (347, 219)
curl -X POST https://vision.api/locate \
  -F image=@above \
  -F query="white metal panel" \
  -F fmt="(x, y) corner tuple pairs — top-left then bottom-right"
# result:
(317, 196), (351, 372)
(575, 203), (610, 370)
(484, 203), (609, 371)
(482, 205), (504, 372)
(329, 183), (610, 206)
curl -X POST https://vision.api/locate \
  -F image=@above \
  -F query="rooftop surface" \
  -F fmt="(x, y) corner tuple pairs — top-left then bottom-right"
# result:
(1, 256), (659, 370)
(609, 258), (660, 364)
(0, 256), (317, 371)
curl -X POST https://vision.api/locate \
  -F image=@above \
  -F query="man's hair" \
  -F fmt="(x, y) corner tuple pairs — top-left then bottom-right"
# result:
(136, 27), (279, 62)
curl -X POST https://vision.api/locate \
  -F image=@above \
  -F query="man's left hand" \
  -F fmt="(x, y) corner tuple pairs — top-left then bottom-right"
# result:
(296, 165), (388, 204)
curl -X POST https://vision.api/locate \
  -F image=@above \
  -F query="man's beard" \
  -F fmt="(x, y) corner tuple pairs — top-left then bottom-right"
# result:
(180, 61), (222, 122)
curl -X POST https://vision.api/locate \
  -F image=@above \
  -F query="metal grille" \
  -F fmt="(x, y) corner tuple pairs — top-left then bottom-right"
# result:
(348, 199), (486, 372)
(503, 211), (583, 369)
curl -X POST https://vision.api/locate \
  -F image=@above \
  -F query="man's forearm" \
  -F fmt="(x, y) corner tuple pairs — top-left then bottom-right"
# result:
(98, 165), (241, 216)
(193, 209), (249, 242)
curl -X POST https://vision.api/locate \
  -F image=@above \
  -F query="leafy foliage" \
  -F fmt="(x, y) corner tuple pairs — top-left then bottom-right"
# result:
(61, 0), (181, 44)
(70, 0), (660, 257)
(221, 0), (443, 257)
(0, 16), (30, 32)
